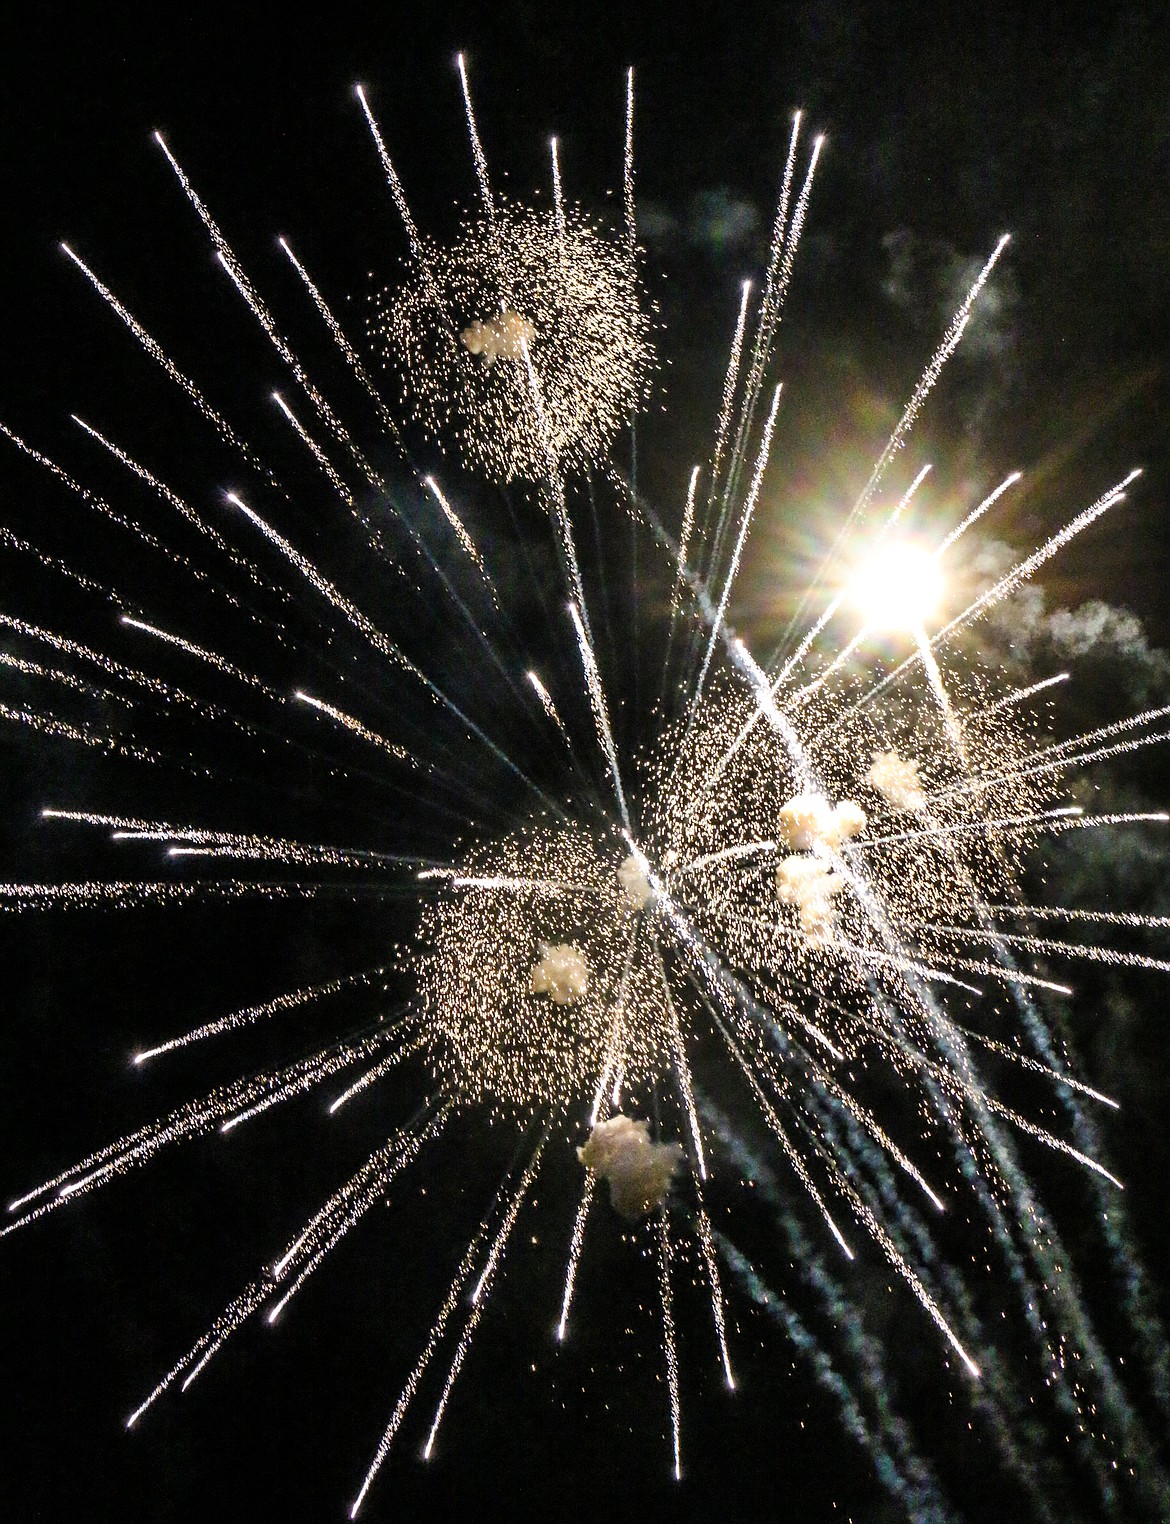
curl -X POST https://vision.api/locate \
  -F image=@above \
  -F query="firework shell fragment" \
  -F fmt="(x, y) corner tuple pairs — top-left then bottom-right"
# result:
(529, 941), (589, 1004)
(866, 749), (927, 812)
(577, 1115), (684, 1220)
(776, 793), (867, 852)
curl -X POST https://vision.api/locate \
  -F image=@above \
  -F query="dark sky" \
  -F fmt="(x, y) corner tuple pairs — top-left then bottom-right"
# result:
(1, 5), (1168, 1523)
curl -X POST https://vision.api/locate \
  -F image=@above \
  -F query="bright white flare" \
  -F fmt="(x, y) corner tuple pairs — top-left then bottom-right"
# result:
(849, 542), (943, 630)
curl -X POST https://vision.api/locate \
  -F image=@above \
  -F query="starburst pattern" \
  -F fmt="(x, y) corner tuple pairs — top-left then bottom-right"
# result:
(2, 51), (1168, 1524)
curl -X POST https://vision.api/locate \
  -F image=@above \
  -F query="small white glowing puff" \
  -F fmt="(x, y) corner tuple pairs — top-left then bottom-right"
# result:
(617, 852), (654, 910)
(459, 311), (536, 367)
(577, 1115), (684, 1220)
(776, 855), (846, 946)
(776, 793), (867, 852)
(774, 793), (864, 946)
(866, 749), (927, 813)
(529, 941), (589, 1004)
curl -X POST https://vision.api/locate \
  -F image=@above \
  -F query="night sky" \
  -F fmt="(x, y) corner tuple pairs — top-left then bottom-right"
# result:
(1, 5), (1168, 1522)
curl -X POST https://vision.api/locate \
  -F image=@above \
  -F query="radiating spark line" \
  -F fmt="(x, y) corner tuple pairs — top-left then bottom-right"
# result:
(657, 950), (706, 1177)
(784, 624), (868, 709)
(0, 611), (221, 721)
(132, 969), (391, 1063)
(416, 869), (585, 896)
(0, 523), (109, 598)
(349, 1213), (485, 1520)
(657, 1207), (683, 1481)
(0, 699), (155, 765)
(915, 623), (968, 761)
(266, 1108), (453, 1287)
(693, 1196), (735, 1388)
(294, 690), (409, 761)
(327, 1034), (425, 1113)
(852, 235), (1010, 528)
(714, 113), (805, 547)
(0, 879), (319, 916)
(983, 670), (1070, 716)
(0, 421), (221, 596)
(707, 282), (752, 504)
(272, 390), (354, 503)
(0, 650), (124, 706)
(589, 928), (639, 1125)
(948, 706), (1170, 800)
(550, 137), (565, 242)
(519, 338), (591, 622)
(988, 903), (1170, 931)
(951, 1024), (1119, 1109)
(5, 1029), (399, 1231)
(424, 475), (492, 587)
(907, 950), (1073, 997)
(277, 236), (404, 443)
(675, 840), (777, 876)
(127, 1283), (269, 1424)
(266, 1107), (449, 1323)
(821, 1069), (946, 1213)
(939, 471), (1140, 643)
(556, 1173), (595, 1342)
(924, 924), (1170, 977)
(156, 132), (379, 492)
(718, 1017), (855, 1260)
(623, 67), (636, 266)
(832, 1168), (981, 1379)
(218, 1031), (403, 1134)
(692, 585), (844, 800)
(935, 470), (1023, 556)
(777, 238), (1011, 672)
(714, 132), (822, 575)
(228, 492), (542, 800)
(68, 416), (287, 626)
(859, 805), (1084, 849)
(354, 85), (423, 258)
(456, 52), (494, 222)
(880, 462), (933, 540)
(526, 670), (566, 734)
(43, 808), (414, 873)
(671, 465), (702, 615)
(120, 615), (277, 695)
(820, 937), (994, 995)
(136, 1109), (450, 1426)
(770, 591), (847, 693)
(57, 244), (270, 479)
(422, 1136), (547, 1460)
(570, 601), (631, 834)
(693, 384), (782, 705)
(834, 473), (1142, 738)
(70, 415), (235, 557)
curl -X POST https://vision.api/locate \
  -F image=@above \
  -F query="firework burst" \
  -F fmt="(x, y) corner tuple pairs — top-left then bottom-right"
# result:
(2, 49), (1168, 1524)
